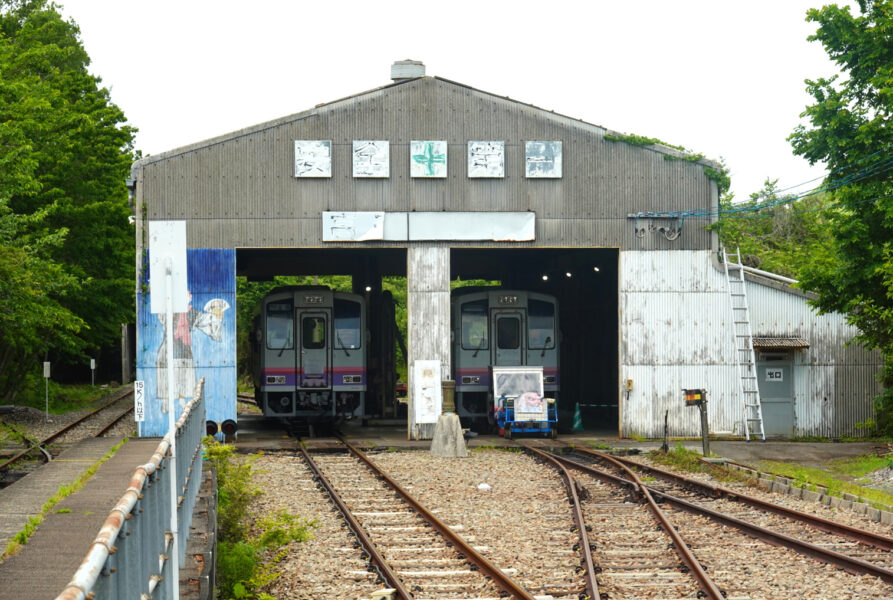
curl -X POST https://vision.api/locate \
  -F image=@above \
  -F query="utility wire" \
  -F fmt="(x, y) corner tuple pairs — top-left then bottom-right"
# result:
(668, 151), (893, 219)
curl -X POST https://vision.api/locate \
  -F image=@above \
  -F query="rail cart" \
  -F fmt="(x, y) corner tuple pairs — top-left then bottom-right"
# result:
(492, 366), (557, 439)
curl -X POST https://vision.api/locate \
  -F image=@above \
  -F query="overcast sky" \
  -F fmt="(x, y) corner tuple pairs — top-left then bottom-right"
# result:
(57, 0), (846, 201)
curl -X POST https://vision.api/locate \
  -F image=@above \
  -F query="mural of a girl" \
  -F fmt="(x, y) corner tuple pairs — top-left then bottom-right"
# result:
(155, 290), (230, 413)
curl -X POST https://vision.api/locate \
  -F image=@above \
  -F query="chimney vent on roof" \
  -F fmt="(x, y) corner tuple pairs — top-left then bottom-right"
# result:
(391, 59), (425, 82)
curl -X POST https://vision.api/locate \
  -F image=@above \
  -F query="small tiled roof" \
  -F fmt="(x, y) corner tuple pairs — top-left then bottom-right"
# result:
(752, 337), (809, 349)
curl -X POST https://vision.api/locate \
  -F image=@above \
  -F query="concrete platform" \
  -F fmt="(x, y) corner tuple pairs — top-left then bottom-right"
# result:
(0, 437), (161, 600)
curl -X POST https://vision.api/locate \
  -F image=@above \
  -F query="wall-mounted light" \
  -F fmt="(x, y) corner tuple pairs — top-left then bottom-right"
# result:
(541, 274), (549, 281)
(365, 286), (372, 292)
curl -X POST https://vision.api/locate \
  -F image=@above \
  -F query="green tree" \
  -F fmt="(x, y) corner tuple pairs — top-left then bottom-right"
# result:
(712, 181), (835, 280)
(788, 0), (893, 433)
(0, 0), (135, 399)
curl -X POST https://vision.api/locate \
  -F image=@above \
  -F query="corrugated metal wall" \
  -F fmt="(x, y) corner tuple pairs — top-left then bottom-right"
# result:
(134, 77), (715, 253)
(621, 251), (882, 438)
(621, 250), (741, 437)
(748, 282), (882, 437)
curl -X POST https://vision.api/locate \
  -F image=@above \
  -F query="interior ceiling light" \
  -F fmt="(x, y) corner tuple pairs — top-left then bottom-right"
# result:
(565, 272), (572, 278)
(593, 266), (600, 272)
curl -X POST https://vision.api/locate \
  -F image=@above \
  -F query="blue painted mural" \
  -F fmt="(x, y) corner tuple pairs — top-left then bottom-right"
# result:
(136, 248), (236, 436)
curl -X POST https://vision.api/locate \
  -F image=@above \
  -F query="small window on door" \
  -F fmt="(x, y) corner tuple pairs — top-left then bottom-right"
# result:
(302, 316), (326, 349)
(496, 317), (520, 350)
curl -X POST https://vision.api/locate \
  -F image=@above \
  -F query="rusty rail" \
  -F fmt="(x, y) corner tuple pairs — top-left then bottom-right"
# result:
(297, 444), (412, 600)
(575, 449), (726, 599)
(0, 387), (133, 472)
(336, 435), (539, 600)
(579, 448), (893, 551)
(562, 448), (893, 585)
(523, 445), (599, 599)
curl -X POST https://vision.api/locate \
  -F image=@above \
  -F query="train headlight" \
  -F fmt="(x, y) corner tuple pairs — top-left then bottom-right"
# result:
(221, 419), (238, 435)
(544, 375), (556, 384)
(266, 375), (286, 384)
(206, 421), (219, 435)
(342, 375), (362, 384)
(461, 376), (481, 384)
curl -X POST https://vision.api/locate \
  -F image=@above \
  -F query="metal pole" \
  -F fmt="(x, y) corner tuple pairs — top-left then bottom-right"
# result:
(165, 258), (180, 600)
(699, 400), (710, 456)
(45, 376), (49, 422)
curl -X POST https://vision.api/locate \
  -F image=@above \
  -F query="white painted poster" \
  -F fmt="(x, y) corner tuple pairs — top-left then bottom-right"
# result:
(322, 211), (384, 241)
(294, 140), (332, 177)
(525, 141), (562, 178)
(412, 360), (442, 424)
(410, 141), (447, 178)
(353, 141), (389, 177)
(468, 141), (504, 177)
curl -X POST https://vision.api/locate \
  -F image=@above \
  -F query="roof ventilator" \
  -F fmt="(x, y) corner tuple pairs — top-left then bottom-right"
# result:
(391, 59), (425, 82)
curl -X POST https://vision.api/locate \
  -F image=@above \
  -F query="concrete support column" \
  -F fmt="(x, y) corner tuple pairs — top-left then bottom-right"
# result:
(407, 244), (450, 439)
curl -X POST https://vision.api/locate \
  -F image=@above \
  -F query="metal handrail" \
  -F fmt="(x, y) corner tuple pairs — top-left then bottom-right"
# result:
(55, 378), (207, 600)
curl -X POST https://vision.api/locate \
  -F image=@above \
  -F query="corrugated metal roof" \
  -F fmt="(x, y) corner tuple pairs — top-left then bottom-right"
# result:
(752, 337), (810, 349)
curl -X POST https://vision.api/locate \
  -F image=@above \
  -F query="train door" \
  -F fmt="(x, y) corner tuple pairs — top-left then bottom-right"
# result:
(491, 310), (524, 366)
(298, 310), (331, 388)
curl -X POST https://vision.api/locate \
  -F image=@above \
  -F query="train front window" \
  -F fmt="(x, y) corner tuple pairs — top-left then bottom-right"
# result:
(334, 299), (361, 349)
(528, 299), (555, 349)
(496, 317), (520, 350)
(302, 316), (326, 349)
(461, 300), (488, 350)
(266, 302), (293, 350)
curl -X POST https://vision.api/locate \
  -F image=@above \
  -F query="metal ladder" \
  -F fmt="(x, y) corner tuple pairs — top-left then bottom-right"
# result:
(723, 248), (765, 441)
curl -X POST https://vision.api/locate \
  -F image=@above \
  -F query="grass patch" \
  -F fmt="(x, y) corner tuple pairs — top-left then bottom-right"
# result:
(647, 444), (756, 485)
(2, 438), (128, 561)
(830, 454), (893, 479)
(14, 383), (126, 415)
(757, 460), (893, 508)
(204, 438), (315, 600)
(587, 442), (614, 451)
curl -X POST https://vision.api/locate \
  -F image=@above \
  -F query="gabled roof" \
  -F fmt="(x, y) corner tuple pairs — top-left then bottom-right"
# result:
(133, 75), (720, 172)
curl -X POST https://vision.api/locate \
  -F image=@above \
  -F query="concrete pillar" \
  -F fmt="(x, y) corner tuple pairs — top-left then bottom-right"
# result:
(407, 244), (450, 439)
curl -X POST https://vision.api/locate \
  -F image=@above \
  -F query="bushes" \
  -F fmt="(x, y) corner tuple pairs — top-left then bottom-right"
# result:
(203, 438), (315, 599)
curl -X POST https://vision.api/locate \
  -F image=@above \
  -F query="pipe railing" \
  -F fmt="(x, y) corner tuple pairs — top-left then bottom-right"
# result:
(56, 378), (207, 600)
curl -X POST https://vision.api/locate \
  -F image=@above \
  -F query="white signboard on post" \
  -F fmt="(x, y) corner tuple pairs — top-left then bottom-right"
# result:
(411, 360), (442, 425)
(149, 221), (188, 314)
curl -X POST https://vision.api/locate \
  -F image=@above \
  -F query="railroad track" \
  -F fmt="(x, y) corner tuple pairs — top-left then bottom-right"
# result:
(585, 450), (893, 574)
(525, 444), (725, 600)
(546, 447), (893, 598)
(0, 387), (134, 479)
(301, 437), (544, 599)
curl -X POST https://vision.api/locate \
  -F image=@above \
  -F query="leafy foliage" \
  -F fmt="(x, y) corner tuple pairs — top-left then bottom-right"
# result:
(204, 438), (315, 599)
(0, 0), (136, 401)
(788, 0), (893, 433)
(202, 437), (261, 543)
(711, 180), (835, 279)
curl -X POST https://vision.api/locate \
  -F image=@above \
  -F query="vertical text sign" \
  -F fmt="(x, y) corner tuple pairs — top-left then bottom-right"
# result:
(134, 380), (145, 422)
(43, 361), (50, 378)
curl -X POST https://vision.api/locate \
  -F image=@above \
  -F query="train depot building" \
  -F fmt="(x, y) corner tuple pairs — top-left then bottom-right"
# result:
(132, 61), (883, 440)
